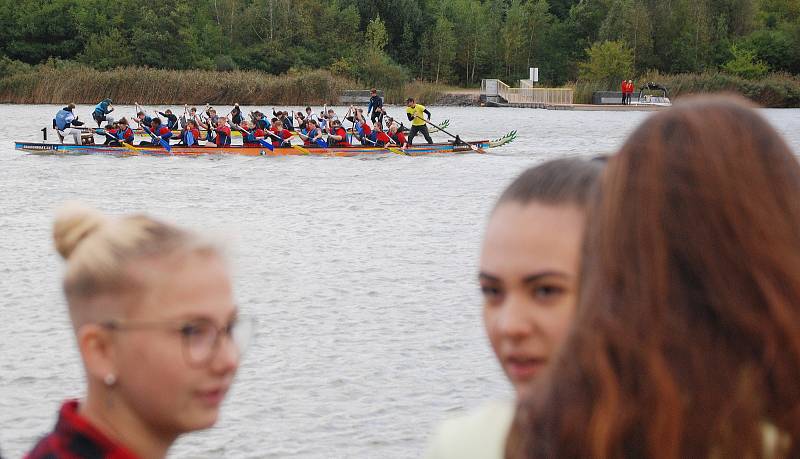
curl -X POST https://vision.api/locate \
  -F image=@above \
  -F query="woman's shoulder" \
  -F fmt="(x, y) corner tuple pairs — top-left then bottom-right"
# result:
(423, 400), (515, 459)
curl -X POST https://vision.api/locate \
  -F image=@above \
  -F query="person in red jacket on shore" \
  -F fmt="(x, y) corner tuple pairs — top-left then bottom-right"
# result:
(621, 79), (629, 105)
(627, 80), (635, 103)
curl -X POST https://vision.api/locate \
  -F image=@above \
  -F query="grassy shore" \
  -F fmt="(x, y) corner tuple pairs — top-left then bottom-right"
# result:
(0, 62), (459, 106)
(571, 71), (800, 107)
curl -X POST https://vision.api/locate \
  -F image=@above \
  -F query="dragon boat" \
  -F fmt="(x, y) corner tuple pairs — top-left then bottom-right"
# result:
(14, 131), (517, 158)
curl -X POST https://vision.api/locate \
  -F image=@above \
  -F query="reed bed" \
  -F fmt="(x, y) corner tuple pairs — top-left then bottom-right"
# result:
(0, 66), (360, 105)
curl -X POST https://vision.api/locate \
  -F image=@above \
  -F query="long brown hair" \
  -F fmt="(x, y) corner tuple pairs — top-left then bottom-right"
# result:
(509, 95), (800, 458)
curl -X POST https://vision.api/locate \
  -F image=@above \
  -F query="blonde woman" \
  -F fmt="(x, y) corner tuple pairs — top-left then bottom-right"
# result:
(26, 203), (254, 459)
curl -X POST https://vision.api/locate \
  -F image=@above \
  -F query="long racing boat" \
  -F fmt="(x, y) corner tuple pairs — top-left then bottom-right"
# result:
(14, 131), (517, 158)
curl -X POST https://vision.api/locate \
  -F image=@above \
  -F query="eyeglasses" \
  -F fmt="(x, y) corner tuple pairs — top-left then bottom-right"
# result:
(102, 315), (256, 367)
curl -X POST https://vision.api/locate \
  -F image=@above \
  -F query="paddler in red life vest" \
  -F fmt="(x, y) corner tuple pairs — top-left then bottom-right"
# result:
(214, 117), (232, 147)
(388, 123), (408, 149)
(101, 122), (119, 145)
(178, 119), (201, 146)
(327, 120), (349, 147)
(236, 120), (264, 147)
(268, 120), (293, 147)
(371, 122), (391, 147)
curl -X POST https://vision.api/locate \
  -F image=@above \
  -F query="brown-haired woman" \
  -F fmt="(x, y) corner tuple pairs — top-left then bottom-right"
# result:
(424, 158), (603, 459)
(26, 203), (254, 459)
(508, 95), (800, 458)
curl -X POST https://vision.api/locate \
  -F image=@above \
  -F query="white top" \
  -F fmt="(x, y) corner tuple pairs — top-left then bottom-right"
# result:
(423, 400), (515, 459)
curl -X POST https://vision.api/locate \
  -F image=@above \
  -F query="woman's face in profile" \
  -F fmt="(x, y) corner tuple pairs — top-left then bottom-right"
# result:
(111, 253), (241, 432)
(479, 201), (584, 395)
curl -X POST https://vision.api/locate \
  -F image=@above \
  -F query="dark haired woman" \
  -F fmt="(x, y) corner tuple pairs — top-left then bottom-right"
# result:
(424, 158), (603, 459)
(509, 95), (800, 458)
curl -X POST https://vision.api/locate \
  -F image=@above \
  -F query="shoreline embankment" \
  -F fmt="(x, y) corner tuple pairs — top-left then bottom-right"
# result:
(1, 65), (797, 108)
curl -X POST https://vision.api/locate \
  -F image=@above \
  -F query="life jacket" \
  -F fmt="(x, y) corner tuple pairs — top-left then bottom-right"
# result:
(153, 125), (172, 140)
(255, 118), (270, 130)
(242, 128), (264, 147)
(390, 131), (406, 146)
(93, 100), (111, 116)
(182, 128), (200, 146)
(117, 126), (134, 143)
(329, 127), (349, 147)
(303, 128), (321, 146)
(54, 109), (74, 131)
(215, 125), (232, 146)
(374, 131), (391, 146)
(231, 110), (244, 125)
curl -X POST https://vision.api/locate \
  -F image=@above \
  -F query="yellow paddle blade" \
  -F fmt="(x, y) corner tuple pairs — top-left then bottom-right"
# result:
(121, 142), (141, 154)
(291, 144), (311, 155)
(387, 147), (406, 156)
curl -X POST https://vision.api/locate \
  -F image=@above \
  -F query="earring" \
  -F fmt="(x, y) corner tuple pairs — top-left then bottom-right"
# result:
(104, 374), (117, 386)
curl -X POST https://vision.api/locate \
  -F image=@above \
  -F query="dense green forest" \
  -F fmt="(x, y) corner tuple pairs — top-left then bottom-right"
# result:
(1, 0), (799, 101)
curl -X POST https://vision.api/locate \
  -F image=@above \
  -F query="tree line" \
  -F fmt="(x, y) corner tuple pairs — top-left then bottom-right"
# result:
(1, 0), (798, 87)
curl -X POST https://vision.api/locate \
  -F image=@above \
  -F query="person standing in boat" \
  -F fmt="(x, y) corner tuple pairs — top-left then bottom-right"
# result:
(25, 203), (251, 459)
(405, 97), (433, 145)
(367, 88), (384, 125)
(53, 103), (85, 144)
(92, 98), (114, 127)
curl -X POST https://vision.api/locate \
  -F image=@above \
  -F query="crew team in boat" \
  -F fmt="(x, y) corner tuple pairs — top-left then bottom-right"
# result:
(48, 94), (457, 153)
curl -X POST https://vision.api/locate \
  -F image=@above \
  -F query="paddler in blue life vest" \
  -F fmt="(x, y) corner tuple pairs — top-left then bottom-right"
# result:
(139, 117), (172, 146)
(367, 88), (384, 125)
(53, 103), (85, 144)
(115, 118), (134, 145)
(92, 98), (114, 127)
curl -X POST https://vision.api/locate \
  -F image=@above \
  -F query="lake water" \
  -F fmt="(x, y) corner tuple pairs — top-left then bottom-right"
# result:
(1, 104), (799, 458)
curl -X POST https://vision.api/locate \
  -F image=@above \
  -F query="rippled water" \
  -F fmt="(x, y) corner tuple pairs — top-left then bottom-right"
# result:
(2, 104), (799, 458)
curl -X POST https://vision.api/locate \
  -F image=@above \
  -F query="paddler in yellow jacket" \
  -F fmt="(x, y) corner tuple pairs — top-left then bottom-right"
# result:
(405, 97), (433, 145)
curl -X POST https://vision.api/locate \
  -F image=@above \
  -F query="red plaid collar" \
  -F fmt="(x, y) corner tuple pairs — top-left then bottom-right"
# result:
(26, 399), (141, 459)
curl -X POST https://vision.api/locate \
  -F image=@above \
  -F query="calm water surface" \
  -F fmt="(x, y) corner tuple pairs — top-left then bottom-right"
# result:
(2, 104), (799, 458)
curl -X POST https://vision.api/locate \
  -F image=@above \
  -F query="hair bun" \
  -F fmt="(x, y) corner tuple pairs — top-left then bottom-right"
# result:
(53, 202), (109, 259)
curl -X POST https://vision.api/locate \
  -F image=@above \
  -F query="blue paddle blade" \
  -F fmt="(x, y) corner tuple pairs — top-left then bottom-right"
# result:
(258, 139), (274, 151)
(160, 138), (171, 152)
(315, 139), (328, 148)
(186, 131), (195, 146)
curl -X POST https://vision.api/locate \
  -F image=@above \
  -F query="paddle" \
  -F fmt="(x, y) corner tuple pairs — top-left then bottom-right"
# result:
(359, 133), (407, 156)
(233, 124), (274, 151)
(264, 129), (310, 154)
(96, 128), (141, 154)
(293, 129), (328, 148)
(413, 115), (483, 153)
